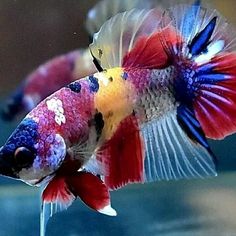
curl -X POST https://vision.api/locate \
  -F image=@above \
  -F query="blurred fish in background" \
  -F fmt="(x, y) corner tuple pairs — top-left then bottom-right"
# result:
(0, 0), (161, 122)
(1, 49), (96, 121)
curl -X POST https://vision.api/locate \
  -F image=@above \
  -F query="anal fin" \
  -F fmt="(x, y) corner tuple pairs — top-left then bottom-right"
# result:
(142, 110), (217, 182)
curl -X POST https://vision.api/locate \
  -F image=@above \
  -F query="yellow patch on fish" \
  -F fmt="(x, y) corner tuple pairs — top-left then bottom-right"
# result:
(94, 67), (136, 140)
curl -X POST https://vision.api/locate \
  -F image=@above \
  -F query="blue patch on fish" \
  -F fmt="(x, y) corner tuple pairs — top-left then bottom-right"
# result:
(4, 118), (39, 153)
(89, 75), (99, 93)
(67, 81), (81, 93)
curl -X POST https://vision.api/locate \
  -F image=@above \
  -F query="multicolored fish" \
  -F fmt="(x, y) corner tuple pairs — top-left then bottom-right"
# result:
(0, 0), (236, 234)
(1, 0), (158, 121)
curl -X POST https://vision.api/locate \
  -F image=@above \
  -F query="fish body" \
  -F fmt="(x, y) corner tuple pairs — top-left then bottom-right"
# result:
(1, 0), (236, 231)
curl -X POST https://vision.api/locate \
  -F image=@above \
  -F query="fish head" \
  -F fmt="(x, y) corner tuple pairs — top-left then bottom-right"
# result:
(0, 116), (66, 186)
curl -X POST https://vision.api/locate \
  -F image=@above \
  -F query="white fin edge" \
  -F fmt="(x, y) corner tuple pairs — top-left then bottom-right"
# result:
(98, 205), (117, 216)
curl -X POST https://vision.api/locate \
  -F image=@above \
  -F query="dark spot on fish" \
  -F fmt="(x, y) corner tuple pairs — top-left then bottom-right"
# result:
(89, 75), (99, 93)
(107, 110), (113, 118)
(109, 77), (113, 82)
(67, 81), (81, 93)
(121, 71), (128, 80)
(98, 49), (103, 58)
(94, 112), (104, 141)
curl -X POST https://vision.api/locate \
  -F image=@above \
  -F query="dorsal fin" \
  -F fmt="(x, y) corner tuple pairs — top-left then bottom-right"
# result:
(90, 8), (181, 70)
(85, 0), (158, 36)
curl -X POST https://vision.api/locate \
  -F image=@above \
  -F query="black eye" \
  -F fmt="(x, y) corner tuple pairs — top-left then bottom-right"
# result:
(14, 147), (35, 168)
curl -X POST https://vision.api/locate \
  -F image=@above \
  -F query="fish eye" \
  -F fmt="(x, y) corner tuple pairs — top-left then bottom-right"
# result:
(14, 147), (35, 168)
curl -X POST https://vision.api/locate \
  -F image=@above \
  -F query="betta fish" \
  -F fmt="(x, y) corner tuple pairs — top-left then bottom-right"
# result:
(1, 49), (96, 121)
(0, 1), (236, 235)
(1, 0), (158, 121)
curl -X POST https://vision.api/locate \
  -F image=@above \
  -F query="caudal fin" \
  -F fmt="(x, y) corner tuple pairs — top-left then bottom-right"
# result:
(165, 3), (236, 139)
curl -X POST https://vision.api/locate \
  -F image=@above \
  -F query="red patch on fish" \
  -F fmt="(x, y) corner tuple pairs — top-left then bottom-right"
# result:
(122, 26), (181, 69)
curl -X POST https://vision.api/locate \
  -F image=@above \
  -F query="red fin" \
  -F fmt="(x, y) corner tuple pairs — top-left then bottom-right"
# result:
(67, 172), (116, 216)
(42, 175), (75, 209)
(99, 115), (144, 190)
(42, 172), (116, 216)
(122, 26), (181, 69)
(194, 53), (236, 139)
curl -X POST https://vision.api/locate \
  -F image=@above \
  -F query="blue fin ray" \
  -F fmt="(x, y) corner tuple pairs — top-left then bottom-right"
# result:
(182, 0), (201, 41)
(197, 73), (227, 82)
(177, 105), (209, 148)
(189, 17), (217, 56)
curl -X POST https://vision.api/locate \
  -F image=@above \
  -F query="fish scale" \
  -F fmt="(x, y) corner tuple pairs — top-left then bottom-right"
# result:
(132, 67), (176, 122)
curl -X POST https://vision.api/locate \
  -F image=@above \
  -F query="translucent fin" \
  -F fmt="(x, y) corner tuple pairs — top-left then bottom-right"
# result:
(181, 0), (201, 41)
(40, 200), (48, 236)
(40, 200), (65, 236)
(40, 175), (75, 236)
(85, 0), (158, 36)
(142, 110), (217, 182)
(90, 8), (171, 69)
(164, 2), (236, 58)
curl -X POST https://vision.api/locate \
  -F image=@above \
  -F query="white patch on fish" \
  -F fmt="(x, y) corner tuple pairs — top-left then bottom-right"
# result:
(46, 97), (66, 125)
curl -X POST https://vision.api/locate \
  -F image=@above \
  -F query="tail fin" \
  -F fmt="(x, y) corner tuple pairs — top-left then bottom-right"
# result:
(165, 4), (236, 139)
